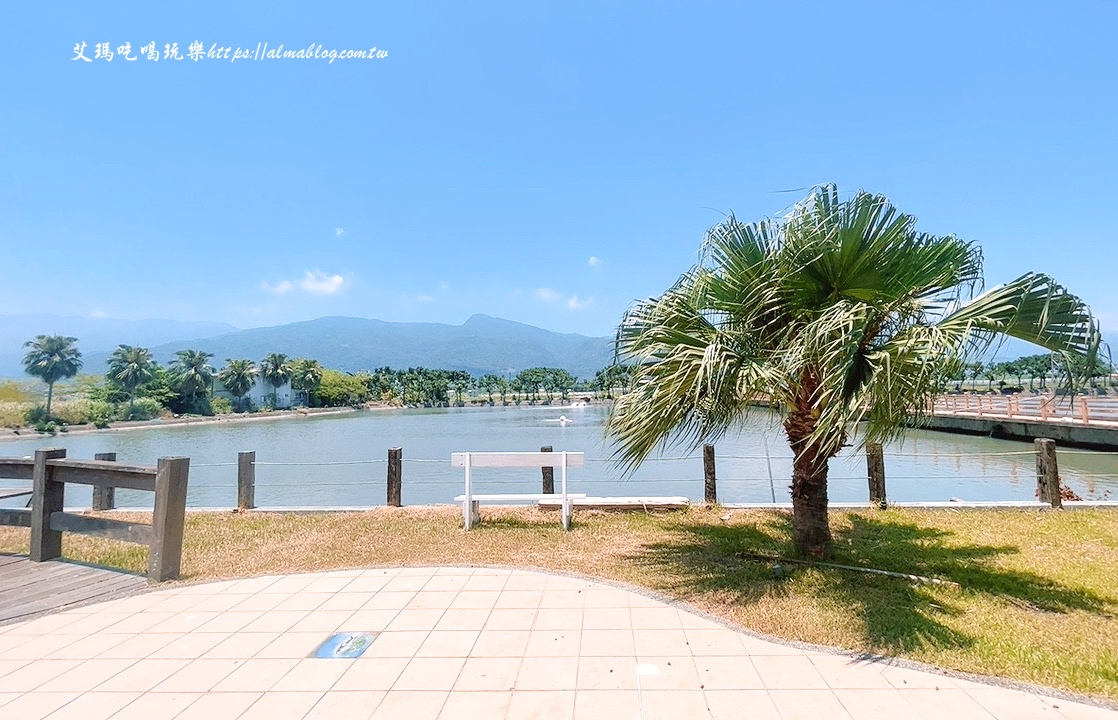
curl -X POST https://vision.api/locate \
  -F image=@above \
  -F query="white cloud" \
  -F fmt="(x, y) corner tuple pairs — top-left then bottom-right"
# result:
(89, 309), (107, 318)
(335, 227), (346, 237)
(417, 294), (435, 303)
(567, 295), (594, 310)
(439, 281), (450, 291)
(262, 270), (348, 295)
(534, 287), (561, 303)
(588, 256), (601, 267)
(299, 270), (347, 294)
(261, 279), (294, 294)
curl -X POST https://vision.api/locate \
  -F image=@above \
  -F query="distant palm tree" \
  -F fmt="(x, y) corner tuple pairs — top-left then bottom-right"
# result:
(217, 359), (256, 412)
(22, 335), (83, 417)
(288, 358), (324, 406)
(107, 345), (155, 418)
(609, 185), (1101, 558)
(170, 349), (214, 413)
(260, 353), (291, 409)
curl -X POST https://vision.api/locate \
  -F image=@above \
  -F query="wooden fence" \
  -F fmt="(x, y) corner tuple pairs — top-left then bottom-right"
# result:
(0, 449), (190, 581)
(209, 439), (1076, 511)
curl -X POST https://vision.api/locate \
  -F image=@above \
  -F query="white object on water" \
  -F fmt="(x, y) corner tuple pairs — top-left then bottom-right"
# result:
(559, 415), (570, 423)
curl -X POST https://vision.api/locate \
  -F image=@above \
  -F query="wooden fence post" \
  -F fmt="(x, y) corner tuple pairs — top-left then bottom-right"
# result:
(237, 451), (255, 510)
(866, 443), (887, 509)
(387, 447), (402, 507)
(92, 452), (117, 511)
(541, 446), (554, 494)
(1035, 438), (1061, 508)
(703, 444), (717, 504)
(149, 457), (190, 581)
(30, 448), (67, 562)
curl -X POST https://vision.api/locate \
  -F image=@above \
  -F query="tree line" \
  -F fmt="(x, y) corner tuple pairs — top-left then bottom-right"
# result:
(946, 353), (1114, 391)
(16, 334), (639, 428)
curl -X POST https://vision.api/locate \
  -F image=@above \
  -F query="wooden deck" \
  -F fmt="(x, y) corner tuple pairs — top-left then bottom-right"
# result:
(0, 553), (149, 626)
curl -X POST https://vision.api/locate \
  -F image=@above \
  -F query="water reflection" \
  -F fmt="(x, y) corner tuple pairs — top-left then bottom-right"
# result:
(0, 405), (1115, 508)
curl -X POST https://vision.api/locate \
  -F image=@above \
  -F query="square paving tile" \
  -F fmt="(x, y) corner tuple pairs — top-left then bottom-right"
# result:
(333, 657), (411, 691)
(637, 689), (711, 720)
(38, 689), (140, 719)
(516, 656), (578, 690)
(574, 689), (641, 718)
(108, 691), (202, 720)
(304, 689), (386, 719)
(694, 655), (765, 690)
(415, 630), (479, 657)
(768, 688), (853, 720)
(471, 630), (531, 657)
(392, 657), (466, 691)
(438, 690), (513, 719)
(210, 657), (300, 692)
(506, 689), (576, 720)
(576, 656), (639, 690)
(705, 690), (783, 719)
(453, 656), (520, 691)
(173, 691), (261, 720)
(238, 690), (325, 719)
(370, 690), (448, 719)
(753, 654), (831, 689)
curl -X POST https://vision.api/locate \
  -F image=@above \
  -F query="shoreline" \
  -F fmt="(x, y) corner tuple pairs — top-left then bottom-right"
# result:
(0, 405), (370, 442)
(0, 397), (608, 443)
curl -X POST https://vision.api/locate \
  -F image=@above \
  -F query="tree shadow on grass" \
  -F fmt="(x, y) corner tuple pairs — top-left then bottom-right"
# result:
(630, 511), (1116, 654)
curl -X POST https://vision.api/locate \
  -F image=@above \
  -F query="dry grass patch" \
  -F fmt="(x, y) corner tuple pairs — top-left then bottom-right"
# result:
(1, 505), (1116, 700)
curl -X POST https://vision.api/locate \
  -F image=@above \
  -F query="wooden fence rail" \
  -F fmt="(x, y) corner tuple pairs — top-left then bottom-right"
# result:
(0, 448), (190, 581)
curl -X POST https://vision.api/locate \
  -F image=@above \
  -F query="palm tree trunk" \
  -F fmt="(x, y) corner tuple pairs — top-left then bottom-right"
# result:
(45, 382), (54, 417)
(784, 407), (833, 559)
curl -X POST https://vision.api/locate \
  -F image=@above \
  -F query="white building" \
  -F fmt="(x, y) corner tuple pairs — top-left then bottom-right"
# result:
(213, 377), (295, 410)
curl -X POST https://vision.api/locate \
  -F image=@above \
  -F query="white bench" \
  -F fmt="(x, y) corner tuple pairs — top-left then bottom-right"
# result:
(451, 451), (586, 530)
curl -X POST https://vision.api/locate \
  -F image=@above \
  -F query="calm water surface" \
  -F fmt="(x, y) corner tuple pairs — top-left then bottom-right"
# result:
(1, 405), (1115, 508)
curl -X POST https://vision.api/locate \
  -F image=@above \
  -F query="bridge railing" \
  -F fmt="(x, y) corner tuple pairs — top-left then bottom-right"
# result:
(0, 448), (189, 581)
(931, 394), (1118, 425)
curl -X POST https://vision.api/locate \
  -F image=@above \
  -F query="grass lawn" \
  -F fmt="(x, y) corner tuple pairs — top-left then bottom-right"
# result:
(2, 506), (1116, 700)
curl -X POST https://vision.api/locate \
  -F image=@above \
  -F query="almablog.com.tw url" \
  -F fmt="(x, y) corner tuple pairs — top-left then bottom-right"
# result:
(72, 41), (388, 64)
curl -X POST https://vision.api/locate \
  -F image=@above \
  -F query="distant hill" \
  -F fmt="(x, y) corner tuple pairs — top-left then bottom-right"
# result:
(0, 314), (238, 378)
(80, 314), (615, 380)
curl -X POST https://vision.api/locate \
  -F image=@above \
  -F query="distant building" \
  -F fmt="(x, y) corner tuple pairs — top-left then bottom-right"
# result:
(213, 377), (294, 410)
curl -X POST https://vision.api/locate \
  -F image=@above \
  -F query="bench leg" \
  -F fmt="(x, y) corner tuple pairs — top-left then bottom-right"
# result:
(561, 500), (571, 530)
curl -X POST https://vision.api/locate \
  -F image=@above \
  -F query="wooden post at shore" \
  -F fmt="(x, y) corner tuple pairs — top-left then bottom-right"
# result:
(30, 448), (67, 562)
(92, 452), (117, 510)
(149, 457), (190, 582)
(237, 451), (255, 510)
(1035, 438), (1062, 508)
(541, 446), (555, 494)
(703, 444), (717, 504)
(387, 447), (402, 507)
(866, 443), (887, 509)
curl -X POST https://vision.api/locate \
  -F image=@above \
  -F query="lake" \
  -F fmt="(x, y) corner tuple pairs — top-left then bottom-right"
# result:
(1, 404), (1116, 508)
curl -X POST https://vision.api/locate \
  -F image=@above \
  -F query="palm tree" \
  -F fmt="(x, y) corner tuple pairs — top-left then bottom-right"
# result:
(260, 353), (291, 409)
(288, 358), (324, 406)
(22, 335), (83, 417)
(217, 359), (256, 412)
(106, 345), (155, 418)
(608, 185), (1101, 558)
(170, 349), (214, 413)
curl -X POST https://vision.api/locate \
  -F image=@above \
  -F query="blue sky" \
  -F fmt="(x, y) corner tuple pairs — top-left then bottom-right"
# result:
(2, 2), (1116, 339)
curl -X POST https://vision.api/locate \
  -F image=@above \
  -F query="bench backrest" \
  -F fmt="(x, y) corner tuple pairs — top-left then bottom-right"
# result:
(451, 451), (585, 468)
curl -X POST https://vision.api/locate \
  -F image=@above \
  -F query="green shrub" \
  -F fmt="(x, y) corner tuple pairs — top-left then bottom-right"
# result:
(24, 404), (51, 425)
(210, 397), (233, 415)
(0, 402), (30, 428)
(125, 397), (164, 421)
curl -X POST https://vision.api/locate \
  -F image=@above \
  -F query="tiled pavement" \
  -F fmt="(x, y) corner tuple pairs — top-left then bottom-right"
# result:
(0, 567), (1114, 719)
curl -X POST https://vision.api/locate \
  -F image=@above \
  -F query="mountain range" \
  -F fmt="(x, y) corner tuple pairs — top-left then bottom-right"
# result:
(1, 314), (615, 381)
